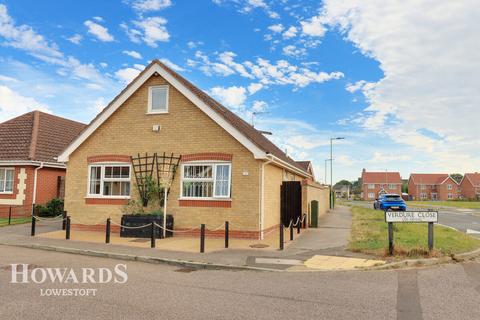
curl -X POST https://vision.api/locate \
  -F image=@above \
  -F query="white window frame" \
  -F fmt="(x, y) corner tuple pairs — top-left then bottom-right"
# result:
(368, 192), (375, 198)
(447, 184), (452, 190)
(420, 185), (426, 190)
(86, 163), (132, 199)
(447, 193), (453, 199)
(389, 184), (396, 190)
(367, 184), (375, 189)
(147, 85), (169, 114)
(180, 162), (232, 200)
(0, 167), (14, 194)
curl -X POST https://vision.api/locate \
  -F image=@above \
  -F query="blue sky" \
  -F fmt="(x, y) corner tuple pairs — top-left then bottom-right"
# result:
(1, 0), (479, 183)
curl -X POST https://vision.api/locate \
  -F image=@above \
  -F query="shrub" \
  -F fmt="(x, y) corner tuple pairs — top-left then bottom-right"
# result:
(35, 198), (64, 217)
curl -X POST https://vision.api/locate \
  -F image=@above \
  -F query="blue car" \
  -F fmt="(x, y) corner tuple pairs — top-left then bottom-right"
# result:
(373, 194), (407, 211)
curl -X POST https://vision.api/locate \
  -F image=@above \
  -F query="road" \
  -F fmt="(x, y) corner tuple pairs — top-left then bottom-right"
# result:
(0, 245), (479, 320)
(349, 201), (480, 238)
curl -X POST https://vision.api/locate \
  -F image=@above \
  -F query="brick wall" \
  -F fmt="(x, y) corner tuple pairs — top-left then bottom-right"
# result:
(302, 180), (329, 226)
(35, 167), (64, 205)
(64, 75), (261, 234)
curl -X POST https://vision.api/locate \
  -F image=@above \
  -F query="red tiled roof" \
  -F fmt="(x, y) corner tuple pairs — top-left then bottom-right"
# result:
(362, 171), (401, 184)
(78, 59), (308, 174)
(409, 173), (450, 185)
(0, 111), (86, 162)
(295, 161), (311, 171)
(464, 173), (480, 186)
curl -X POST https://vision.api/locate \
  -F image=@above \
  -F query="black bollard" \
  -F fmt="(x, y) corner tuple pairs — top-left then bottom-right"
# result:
(31, 215), (36, 236)
(8, 207), (12, 225)
(388, 222), (393, 256)
(106, 218), (111, 244)
(279, 223), (284, 250)
(62, 211), (67, 230)
(297, 218), (301, 234)
(225, 221), (229, 248)
(65, 216), (71, 240)
(200, 224), (205, 253)
(290, 220), (294, 241)
(151, 222), (155, 248)
(428, 222), (434, 252)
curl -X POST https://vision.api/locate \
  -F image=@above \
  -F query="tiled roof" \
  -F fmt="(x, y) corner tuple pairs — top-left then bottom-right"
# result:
(464, 173), (480, 186)
(0, 111), (86, 162)
(409, 173), (450, 185)
(81, 59), (309, 175)
(362, 171), (402, 184)
(295, 161), (311, 171)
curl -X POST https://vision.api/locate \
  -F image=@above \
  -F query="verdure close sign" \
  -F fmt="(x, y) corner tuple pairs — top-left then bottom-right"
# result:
(385, 211), (438, 223)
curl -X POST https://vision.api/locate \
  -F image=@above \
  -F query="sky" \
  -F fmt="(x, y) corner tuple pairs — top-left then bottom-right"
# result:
(0, 0), (479, 183)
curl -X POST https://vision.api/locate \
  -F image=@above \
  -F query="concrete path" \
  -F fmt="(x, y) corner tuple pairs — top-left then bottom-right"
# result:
(0, 207), (381, 271)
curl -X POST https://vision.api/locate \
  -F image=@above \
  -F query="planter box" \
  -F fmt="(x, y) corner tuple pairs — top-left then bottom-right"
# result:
(120, 214), (174, 239)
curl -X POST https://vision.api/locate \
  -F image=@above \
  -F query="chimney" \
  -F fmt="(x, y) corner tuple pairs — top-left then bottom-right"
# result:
(362, 168), (366, 173)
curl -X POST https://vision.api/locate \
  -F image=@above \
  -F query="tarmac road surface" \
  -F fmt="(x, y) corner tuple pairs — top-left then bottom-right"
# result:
(0, 245), (479, 320)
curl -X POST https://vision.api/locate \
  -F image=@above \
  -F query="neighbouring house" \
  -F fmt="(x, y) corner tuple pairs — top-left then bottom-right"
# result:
(361, 169), (402, 200)
(58, 59), (329, 239)
(0, 111), (86, 217)
(460, 173), (480, 200)
(408, 173), (460, 201)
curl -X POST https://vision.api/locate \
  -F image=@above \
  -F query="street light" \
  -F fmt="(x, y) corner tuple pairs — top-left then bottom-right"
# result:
(330, 137), (345, 209)
(324, 158), (331, 185)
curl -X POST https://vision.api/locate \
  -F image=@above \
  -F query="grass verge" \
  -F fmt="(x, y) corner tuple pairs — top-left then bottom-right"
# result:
(408, 201), (480, 209)
(348, 206), (480, 258)
(0, 217), (31, 227)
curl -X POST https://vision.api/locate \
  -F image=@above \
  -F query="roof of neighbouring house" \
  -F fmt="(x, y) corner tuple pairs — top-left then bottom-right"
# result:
(59, 59), (310, 175)
(361, 170), (402, 184)
(0, 111), (86, 162)
(464, 173), (480, 186)
(409, 173), (452, 185)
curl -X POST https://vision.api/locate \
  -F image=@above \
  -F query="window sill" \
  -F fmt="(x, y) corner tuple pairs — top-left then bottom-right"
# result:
(178, 198), (232, 208)
(85, 197), (130, 205)
(0, 192), (14, 195)
(146, 111), (169, 115)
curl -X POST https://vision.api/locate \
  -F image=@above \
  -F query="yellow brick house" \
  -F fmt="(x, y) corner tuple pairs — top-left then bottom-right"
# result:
(58, 60), (328, 239)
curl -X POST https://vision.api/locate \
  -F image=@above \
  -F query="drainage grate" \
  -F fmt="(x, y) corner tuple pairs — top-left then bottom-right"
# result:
(249, 244), (270, 248)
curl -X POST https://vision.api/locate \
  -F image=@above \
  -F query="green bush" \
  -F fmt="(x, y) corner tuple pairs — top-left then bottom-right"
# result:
(35, 198), (64, 217)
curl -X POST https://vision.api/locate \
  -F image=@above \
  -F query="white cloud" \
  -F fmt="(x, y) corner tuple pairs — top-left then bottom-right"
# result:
(345, 80), (367, 93)
(369, 152), (411, 163)
(316, 0), (480, 172)
(210, 86), (247, 108)
(99, 62), (108, 68)
(301, 15), (326, 37)
(131, 0), (172, 12)
(214, 0), (279, 19)
(268, 24), (284, 33)
(187, 40), (203, 49)
(67, 34), (82, 45)
(283, 26), (297, 39)
(252, 100), (267, 112)
(89, 96), (107, 113)
(115, 64), (144, 84)
(0, 85), (51, 122)
(0, 74), (18, 82)
(282, 45), (306, 58)
(192, 51), (344, 89)
(159, 58), (185, 71)
(247, 82), (263, 95)
(122, 50), (142, 59)
(84, 20), (114, 42)
(123, 17), (170, 47)
(0, 4), (63, 60)
(93, 16), (104, 22)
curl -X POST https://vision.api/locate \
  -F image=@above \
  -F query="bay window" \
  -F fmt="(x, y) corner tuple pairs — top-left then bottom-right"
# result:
(181, 163), (231, 198)
(0, 168), (14, 193)
(88, 164), (131, 198)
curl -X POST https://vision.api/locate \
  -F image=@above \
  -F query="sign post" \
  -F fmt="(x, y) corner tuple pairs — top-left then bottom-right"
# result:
(385, 210), (438, 256)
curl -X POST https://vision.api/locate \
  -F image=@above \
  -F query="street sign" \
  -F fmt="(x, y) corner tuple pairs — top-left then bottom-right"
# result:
(385, 210), (438, 223)
(384, 210), (439, 256)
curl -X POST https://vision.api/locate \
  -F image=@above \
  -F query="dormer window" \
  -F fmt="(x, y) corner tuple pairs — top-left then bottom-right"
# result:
(148, 85), (169, 114)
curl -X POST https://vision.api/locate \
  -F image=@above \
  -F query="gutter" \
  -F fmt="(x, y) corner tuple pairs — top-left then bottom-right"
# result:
(0, 160), (65, 169)
(32, 162), (44, 206)
(266, 154), (312, 179)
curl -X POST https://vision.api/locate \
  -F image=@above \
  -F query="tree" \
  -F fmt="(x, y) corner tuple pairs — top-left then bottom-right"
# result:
(334, 180), (353, 189)
(450, 173), (463, 184)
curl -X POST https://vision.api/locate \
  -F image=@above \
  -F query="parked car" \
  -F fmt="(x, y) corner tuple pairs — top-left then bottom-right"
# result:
(373, 194), (407, 211)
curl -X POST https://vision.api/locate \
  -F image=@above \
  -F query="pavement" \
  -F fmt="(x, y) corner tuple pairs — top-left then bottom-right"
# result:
(0, 206), (383, 271)
(0, 245), (479, 319)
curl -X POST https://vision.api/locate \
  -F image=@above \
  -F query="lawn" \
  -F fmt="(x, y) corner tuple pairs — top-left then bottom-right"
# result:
(0, 217), (31, 227)
(408, 201), (480, 209)
(349, 206), (480, 258)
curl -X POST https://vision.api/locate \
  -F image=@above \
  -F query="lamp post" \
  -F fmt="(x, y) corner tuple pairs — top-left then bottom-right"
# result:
(324, 159), (331, 185)
(330, 137), (345, 209)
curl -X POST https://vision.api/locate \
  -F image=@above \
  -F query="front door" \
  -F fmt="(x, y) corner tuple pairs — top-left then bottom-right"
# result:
(431, 193), (437, 200)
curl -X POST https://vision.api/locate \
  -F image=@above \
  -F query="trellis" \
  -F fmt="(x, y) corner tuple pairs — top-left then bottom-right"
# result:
(130, 153), (181, 207)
